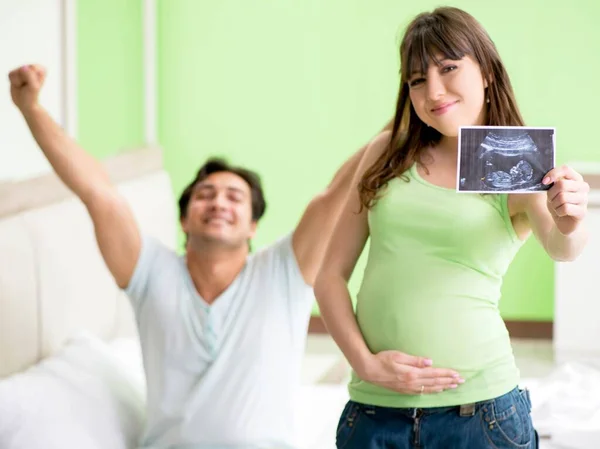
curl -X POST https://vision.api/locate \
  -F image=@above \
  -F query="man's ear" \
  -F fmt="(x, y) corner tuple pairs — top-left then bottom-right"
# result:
(248, 220), (258, 239)
(180, 216), (188, 234)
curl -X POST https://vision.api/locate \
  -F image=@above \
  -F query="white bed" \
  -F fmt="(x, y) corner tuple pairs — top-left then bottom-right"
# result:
(0, 147), (175, 448)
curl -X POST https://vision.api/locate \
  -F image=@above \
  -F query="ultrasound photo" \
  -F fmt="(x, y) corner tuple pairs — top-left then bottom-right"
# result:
(457, 126), (555, 193)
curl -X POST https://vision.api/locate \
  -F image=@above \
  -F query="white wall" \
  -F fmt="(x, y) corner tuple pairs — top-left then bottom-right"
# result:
(0, 0), (65, 181)
(554, 189), (600, 363)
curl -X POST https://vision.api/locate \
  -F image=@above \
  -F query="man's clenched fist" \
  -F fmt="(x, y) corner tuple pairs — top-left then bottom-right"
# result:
(8, 64), (46, 113)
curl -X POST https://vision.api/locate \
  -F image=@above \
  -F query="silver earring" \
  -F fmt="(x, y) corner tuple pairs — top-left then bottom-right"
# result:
(486, 97), (490, 104)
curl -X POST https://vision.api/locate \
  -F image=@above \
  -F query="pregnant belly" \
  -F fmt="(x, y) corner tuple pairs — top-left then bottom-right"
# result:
(356, 293), (513, 378)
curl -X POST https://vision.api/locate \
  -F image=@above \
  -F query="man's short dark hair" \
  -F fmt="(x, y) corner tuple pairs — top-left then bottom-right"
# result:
(178, 158), (267, 222)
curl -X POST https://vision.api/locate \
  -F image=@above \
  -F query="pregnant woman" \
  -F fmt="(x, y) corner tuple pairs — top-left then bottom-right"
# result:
(314, 6), (589, 449)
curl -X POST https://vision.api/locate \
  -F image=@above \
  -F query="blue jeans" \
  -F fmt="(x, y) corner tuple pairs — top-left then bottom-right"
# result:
(336, 387), (539, 448)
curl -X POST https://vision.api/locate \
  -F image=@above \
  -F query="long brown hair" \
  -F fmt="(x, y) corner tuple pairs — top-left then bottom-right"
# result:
(358, 7), (525, 210)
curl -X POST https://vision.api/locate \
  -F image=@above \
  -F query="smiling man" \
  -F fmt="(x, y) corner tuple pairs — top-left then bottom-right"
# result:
(9, 63), (377, 449)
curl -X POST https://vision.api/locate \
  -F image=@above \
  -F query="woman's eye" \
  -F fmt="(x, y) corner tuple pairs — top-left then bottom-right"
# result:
(409, 78), (425, 87)
(442, 65), (458, 73)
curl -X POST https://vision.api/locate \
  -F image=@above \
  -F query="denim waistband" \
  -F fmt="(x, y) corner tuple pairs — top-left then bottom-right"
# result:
(352, 386), (528, 419)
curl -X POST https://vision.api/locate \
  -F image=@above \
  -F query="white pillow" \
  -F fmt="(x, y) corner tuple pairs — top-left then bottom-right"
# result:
(0, 332), (146, 449)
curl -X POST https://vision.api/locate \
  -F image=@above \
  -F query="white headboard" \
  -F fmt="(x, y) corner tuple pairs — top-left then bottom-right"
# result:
(0, 147), (178, 378)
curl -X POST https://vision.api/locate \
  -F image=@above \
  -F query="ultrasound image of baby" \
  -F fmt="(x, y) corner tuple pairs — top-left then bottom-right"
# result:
(458, 127), (555, 193)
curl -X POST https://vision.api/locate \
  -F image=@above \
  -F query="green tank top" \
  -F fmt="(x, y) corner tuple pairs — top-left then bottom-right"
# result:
(349, 163), (524, 408)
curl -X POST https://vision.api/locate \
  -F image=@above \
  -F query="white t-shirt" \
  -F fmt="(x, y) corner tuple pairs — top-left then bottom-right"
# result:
(125, 233), (314, 449)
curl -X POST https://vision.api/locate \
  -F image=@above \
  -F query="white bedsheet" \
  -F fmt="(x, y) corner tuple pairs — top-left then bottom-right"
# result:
(0, 332), (145, 449)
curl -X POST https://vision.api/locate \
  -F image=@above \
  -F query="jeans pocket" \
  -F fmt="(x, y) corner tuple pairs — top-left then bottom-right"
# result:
(336, 401), (361, 449)
(481, 388), (534, 448)
(519, 388), (533, 412)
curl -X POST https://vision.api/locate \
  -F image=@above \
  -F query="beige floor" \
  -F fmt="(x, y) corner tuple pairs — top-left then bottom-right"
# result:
(300, 335), (563, 449)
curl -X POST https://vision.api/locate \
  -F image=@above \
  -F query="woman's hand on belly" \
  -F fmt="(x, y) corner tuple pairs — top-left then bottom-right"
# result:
(358, 350), (465, 395)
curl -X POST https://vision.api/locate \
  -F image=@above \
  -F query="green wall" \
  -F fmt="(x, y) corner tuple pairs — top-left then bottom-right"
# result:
(80, 1), (600, 321)
(77, 0), (145, 158)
